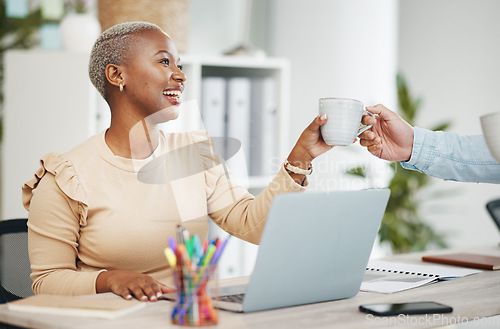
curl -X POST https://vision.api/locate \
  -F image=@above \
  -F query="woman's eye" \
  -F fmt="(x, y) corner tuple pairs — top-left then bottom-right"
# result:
(160, 58), (170, 66)
(177, 65), (183, 71)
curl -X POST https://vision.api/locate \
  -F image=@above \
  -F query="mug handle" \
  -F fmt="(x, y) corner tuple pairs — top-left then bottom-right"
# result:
(357, 110), (376, 136)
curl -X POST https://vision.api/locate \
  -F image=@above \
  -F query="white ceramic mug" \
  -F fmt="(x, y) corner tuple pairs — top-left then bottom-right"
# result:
(319, 97), (375, 146)
(480, 111), (500, 163)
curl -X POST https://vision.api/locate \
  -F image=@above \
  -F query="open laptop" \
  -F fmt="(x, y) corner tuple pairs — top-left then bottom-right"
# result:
(212, 188), (390, 313)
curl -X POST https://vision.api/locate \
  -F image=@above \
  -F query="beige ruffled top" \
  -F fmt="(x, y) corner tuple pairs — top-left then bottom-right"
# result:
(22, 130), (306, 296)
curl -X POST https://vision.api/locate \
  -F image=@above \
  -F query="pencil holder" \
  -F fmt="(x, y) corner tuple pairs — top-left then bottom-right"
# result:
(171, 261), (218, 326)
(165, 231), (229, 326)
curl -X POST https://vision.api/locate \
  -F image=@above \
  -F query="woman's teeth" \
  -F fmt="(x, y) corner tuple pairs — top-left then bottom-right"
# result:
(163, 90), (181, 97)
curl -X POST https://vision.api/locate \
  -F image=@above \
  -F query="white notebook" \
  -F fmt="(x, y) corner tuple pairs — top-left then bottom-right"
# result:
(7, 294), (146, 319)
(361, 260), (482, 294)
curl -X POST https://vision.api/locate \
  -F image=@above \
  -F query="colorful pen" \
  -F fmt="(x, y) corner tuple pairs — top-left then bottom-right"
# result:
(164, 247), (177, 268)
(176, 225), (184, 244)
(168, 236), (177, 253)
(210, 235), (230, 265)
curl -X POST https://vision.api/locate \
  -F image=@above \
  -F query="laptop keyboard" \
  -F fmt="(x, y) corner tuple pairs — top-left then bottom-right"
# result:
(218, 293), (245, 303)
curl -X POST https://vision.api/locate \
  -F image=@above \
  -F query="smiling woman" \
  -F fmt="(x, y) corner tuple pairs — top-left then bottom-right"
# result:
(22, 21), (334, 303)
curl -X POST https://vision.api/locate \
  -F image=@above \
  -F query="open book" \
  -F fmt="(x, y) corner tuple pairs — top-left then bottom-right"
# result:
(7, 294), (146, 319)
(361, 260), (482, 294)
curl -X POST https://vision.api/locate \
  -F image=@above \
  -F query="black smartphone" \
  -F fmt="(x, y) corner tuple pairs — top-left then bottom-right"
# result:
(359, 302), (453, 316)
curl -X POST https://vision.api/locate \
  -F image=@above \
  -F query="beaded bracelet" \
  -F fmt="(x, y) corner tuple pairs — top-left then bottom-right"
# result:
(284, 160), (313, 175)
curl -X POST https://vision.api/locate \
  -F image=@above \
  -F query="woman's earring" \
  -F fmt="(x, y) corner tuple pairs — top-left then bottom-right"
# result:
(119, 83), (124, 92)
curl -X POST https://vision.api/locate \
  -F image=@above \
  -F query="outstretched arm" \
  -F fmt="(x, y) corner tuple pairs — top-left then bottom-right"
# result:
(359, 104), (500, 183)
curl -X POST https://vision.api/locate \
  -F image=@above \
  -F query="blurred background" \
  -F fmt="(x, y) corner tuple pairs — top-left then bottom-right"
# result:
(1, 0), (499, 273)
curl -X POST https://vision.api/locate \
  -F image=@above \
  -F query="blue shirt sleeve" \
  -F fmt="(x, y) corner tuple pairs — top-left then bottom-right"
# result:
(400, 127), (500, 183)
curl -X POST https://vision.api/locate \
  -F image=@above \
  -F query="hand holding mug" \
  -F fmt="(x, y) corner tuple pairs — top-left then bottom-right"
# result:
(358, 104), (414, 161)
(319, 98), (375, 146)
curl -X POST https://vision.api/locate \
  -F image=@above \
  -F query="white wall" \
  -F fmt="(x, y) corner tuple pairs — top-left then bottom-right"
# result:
(188, 0), (271, 56)
(398, 0), (500, 248)
(188, 0), (247, 55)
(268, 0), (399, 146)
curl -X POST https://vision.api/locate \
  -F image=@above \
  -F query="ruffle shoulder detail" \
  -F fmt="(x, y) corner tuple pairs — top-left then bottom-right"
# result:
(22, 152), (89, 226)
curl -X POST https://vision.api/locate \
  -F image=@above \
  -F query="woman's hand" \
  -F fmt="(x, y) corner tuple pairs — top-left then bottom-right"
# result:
(286, 115), (334, 184)
(96, 270), (175, 302)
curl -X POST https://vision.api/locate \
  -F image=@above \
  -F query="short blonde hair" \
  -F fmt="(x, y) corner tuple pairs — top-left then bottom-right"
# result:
(88, 21), (163, 100)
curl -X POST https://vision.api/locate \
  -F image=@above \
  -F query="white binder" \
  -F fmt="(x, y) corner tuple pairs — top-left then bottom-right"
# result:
(200, 76), (227, 156)
(226, 77), (251, 186)
(250, 77), (277, 176)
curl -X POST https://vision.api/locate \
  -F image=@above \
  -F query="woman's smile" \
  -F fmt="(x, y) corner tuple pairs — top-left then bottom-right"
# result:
(163, 86), (183, 105)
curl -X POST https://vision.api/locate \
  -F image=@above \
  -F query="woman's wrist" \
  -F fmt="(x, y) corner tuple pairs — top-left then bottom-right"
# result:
(287, 145), (313, 170)
(96, 270), (112, 294)
(285, 146), (314, 185)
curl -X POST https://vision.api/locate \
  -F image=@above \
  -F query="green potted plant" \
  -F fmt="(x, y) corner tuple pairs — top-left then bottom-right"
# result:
(347, 74), (451, 254)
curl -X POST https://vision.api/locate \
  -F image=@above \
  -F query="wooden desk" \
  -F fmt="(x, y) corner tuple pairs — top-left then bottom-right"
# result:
(1, 245), (500, 329)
